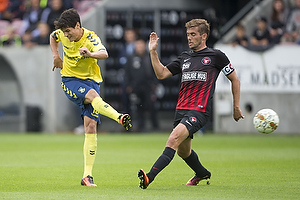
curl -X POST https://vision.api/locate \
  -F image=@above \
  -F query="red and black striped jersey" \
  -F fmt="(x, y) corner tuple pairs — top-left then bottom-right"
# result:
(166, 47), (234, 114)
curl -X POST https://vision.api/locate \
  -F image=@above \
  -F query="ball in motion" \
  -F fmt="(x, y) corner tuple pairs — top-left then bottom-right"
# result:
(253, 109), (279, 134)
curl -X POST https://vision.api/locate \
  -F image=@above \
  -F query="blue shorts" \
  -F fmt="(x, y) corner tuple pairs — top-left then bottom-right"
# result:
(173, 109), (209, 139)
(61, 77), (101, 124)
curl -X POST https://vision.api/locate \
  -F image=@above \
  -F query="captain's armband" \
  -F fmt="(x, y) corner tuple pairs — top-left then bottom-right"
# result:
(222, 63), (234, 76)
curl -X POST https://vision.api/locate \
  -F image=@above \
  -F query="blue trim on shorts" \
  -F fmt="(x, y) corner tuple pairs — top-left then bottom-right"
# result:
(61, 77), (102, 124)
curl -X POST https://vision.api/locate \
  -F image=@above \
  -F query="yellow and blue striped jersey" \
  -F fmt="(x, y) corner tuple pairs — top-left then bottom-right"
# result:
(51, 28), (105, 83)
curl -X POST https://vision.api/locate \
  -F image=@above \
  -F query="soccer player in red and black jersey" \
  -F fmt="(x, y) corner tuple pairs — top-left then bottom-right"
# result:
(138, 19), (244, 189)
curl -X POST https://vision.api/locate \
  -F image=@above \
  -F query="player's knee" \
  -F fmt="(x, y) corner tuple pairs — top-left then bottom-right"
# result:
(166, 134), (181, 149)
(85, 89), (100, 104)
(84, 122), (97, 133)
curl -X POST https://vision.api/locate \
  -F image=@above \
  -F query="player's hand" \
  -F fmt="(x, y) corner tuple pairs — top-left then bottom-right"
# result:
(52, 56), (63, 71)
(233, 107), (244, 122)
(148, 32), (159, 52)
(79, 47), (91, 57)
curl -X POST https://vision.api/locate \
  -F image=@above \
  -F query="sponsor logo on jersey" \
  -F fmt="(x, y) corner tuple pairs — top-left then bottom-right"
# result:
(222, 63), (234, 75)
(201, 57), (211, 65)
(63, 51), (88, 62)
(181, 71), (207, 82)
(182, 62), (191, 71)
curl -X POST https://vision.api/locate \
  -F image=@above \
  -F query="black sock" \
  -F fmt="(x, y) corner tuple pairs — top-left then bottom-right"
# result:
(183, 149), (209, 177)
(147, 147), (175, 183)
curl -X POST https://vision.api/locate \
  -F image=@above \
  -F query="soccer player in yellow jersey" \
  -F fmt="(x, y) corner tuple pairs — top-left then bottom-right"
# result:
(50, 8), (132, 187)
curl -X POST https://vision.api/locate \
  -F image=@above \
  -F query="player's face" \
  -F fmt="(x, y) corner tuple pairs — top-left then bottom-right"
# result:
(62, 22), (82, 42)
(186, 27), (207, 51)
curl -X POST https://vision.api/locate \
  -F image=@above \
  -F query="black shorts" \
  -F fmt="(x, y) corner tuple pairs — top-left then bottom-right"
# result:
(173, 109), (209, 139)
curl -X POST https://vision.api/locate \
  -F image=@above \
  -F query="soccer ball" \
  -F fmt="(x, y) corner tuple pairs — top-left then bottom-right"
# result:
(253, 109), (279, 134)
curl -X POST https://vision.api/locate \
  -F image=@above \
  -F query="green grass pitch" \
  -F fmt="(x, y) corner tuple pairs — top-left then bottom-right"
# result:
(0, 132), (299, 200)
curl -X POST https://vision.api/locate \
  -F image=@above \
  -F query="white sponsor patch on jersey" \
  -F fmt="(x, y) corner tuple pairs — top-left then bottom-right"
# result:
(182, 62), (191, 71)
(181, 71), (207, 82)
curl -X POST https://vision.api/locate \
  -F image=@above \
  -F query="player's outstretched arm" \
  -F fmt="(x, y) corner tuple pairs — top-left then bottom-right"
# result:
(227, 71), (244, 121)
(148, 32), (172, 80)
(50, 35), (63, 71)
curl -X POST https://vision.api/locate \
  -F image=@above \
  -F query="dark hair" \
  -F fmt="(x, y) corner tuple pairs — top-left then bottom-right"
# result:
(271, 0), (285, 21)
(256, 16), (267, 23)
(54, 8), (81, 30)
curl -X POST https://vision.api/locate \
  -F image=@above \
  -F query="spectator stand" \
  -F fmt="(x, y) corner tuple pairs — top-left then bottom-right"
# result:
(218, 0), (281, 48)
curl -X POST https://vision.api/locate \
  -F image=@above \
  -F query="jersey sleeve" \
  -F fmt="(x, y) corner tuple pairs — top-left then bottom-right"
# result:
(166, 54), (183, 75)
(216, 50), (234, 76)
(87, 32), (106, 53)
(50, 29), (61, 42)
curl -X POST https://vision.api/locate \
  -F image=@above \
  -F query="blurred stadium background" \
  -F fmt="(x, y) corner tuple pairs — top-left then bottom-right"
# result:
(0, 0), (299, 134)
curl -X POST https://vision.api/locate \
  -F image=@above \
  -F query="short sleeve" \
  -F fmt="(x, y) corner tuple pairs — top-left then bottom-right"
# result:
(166, 55), (183, 75)
(50, 29), (61, 42)
(215, 50), (230, 69)
(215, 49), (234, 76)
(87, 32), (106, 53)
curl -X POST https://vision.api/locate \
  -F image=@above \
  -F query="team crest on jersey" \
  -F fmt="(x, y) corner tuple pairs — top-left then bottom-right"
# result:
(201, 57), (211, 65)
(190, 117), (197, 123)
(78, 87), (86, 93)
(182, 62), (191, 71)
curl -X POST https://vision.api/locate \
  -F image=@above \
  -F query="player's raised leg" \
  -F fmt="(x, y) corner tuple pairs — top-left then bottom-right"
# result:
(85, 89), (132, 130)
